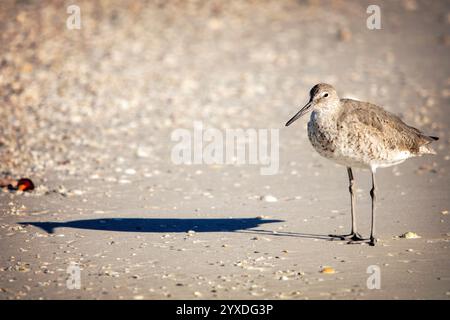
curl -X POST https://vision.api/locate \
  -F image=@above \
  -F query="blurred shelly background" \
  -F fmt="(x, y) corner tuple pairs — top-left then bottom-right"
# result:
(0, 0), (448, 178)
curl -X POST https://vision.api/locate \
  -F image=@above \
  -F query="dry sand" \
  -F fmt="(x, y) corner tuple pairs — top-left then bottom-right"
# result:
(0, 0), (449, 299)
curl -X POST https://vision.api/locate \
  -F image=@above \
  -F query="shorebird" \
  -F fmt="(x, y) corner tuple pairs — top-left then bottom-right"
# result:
(285, 83), (438, 246)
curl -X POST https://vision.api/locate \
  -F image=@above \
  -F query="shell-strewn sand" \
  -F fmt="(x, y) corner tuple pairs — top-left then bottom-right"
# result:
(1, 0), (449, 299)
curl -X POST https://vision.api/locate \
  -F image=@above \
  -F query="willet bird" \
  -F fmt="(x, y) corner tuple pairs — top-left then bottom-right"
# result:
(285, 83), (439, 246)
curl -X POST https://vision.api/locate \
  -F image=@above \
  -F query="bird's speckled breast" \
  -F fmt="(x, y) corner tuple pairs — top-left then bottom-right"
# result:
(307, 111), (371, 169)
(307, 117), (337, 159)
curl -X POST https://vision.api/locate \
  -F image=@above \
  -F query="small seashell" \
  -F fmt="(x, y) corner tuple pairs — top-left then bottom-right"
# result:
(400, 232), (421, 239)
(320, 266), (336, 274)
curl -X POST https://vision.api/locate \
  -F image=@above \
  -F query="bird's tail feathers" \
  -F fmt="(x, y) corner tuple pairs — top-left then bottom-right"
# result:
(419, 137), (438, 155)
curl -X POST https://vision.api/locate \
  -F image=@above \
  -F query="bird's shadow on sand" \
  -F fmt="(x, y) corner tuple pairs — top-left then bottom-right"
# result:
(19, 217), (336, 241)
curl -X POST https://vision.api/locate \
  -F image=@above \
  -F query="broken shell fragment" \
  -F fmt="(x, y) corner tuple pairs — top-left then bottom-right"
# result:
(400, 232), (421, 239)
(17, 178), (35, 191)
(2, 177), (35, 192)
(320, 266), (336, 274)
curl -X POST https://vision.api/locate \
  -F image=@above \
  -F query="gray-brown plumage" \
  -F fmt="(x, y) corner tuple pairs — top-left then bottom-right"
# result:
(337, 99), (438, 155)
(285, 83), (439, 246)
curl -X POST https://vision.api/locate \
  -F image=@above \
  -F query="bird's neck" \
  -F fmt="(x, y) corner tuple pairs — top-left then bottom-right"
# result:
(311, 101), (341, 127)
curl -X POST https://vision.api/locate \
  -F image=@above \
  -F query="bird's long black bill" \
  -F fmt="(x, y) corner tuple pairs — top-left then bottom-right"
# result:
(285, 101), (312, 126)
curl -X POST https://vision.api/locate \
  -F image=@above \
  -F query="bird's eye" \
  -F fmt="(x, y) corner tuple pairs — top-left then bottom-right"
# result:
(323, 93), (329, 98)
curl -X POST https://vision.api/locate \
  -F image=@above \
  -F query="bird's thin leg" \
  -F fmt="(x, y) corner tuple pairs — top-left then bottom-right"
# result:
(347, 167), (365, 242)
(369, 169), (377, 246)
(330, 167), (364, 242)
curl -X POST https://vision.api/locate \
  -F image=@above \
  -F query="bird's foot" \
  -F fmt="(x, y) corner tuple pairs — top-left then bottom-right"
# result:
(369, 237), (377, 246)
(329, 232), (364, 242)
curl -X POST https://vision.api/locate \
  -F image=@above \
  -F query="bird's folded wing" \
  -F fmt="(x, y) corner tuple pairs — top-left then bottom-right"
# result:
(338, 99), (433, 154)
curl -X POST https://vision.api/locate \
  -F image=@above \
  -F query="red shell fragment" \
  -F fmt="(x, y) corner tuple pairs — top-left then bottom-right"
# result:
(17, 178), (35, 191)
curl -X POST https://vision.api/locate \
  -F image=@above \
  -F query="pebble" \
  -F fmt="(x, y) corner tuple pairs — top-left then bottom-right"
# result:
(338, 28), (352, 42)
(260, 195), (278, 202)
(402, 0), (418, 11)
(124, 168), (136, 175)
(136, 147), (151, 158)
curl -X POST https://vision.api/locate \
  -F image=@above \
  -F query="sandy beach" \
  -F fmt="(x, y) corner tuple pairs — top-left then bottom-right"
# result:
(0, 0), (449, 299)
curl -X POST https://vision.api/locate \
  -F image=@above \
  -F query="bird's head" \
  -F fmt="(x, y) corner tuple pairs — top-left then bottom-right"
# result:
(285, 83), (339, 126)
